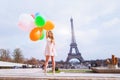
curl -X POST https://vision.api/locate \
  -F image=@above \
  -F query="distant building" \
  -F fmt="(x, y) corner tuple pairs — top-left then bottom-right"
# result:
(55, 58), (120, 69)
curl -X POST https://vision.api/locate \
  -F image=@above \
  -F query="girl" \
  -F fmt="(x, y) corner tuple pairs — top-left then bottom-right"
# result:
(44, 30), (56, 74)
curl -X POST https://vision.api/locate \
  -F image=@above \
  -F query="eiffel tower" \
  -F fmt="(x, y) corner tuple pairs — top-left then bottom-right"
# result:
(66, 18), (84, 63)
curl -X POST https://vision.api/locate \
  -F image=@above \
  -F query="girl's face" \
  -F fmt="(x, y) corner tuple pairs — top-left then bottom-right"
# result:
(48, 31), (53, 37)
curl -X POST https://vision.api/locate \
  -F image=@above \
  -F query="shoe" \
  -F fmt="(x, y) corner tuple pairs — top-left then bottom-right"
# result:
(52, 71), (55, 75)
(44, 71), (47, 76)
(44, 69), (47, 76)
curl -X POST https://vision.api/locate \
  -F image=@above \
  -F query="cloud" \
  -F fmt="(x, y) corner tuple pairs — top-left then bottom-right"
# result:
(54, 22), (70, 36)
(102, 18), (120, 28)
(76, 29), (99, 45)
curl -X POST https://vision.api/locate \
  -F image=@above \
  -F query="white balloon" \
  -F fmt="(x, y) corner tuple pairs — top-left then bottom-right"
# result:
(18, 13), (35, 31)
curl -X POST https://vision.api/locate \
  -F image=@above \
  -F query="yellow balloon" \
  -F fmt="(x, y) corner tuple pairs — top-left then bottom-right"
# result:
(43, 20), (54, 30)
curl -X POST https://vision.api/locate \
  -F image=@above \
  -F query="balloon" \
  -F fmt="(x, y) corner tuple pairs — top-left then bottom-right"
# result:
(31, 14), (35, 19)
(35, 16), (46, 27)
(43, 20), (54, 30)
(18, 13), (35, 31)
(29, 27), (43, 41)
(40, 30), (45, 40)
(35, 12), (40, 17)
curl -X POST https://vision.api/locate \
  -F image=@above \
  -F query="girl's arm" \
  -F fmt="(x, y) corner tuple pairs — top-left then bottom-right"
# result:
(46, 31), (48, 38)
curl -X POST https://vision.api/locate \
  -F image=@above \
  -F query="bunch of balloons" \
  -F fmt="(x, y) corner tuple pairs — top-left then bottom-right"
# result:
(18, 13), (55, 41)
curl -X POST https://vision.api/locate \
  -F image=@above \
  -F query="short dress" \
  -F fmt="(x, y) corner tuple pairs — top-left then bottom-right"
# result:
(44, 38), (56, 56)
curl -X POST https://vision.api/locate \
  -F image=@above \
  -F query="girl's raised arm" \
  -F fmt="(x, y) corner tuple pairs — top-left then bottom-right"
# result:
(46, 31), (49, 38)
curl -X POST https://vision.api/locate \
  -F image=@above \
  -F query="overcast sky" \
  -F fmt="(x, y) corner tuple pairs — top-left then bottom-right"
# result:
(0, 0), (120, 61)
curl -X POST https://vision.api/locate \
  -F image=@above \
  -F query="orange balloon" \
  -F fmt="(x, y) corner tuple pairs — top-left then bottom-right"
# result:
(43, 20), (54, 30)
(29, 27), (42, 41)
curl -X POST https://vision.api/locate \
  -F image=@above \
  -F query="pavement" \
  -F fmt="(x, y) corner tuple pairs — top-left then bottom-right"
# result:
(0, 68), (120, 80)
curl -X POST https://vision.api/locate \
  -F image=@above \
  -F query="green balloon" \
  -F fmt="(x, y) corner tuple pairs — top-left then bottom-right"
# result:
(40, 30), (45, 40)
(35, 15), (46, 27)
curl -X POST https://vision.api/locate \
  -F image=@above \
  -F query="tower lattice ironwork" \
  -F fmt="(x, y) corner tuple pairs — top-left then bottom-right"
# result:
(66, 18), (84, 63)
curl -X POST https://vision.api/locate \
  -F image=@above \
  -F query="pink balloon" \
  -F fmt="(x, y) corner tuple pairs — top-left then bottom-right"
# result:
(18, 13), (35, 31)
(31, 14), (35, 19)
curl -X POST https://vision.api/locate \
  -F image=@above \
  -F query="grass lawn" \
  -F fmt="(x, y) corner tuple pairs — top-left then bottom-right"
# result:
(48, 69), (92, 73)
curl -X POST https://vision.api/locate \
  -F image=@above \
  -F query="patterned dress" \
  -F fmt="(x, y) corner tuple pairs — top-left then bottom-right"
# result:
(44, 38), (56, 56)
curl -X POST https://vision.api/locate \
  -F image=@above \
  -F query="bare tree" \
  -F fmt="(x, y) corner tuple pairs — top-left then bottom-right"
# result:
(27, 57), (38, 65)
(13, 48), (24, 63)
(0, 49), (11, 62)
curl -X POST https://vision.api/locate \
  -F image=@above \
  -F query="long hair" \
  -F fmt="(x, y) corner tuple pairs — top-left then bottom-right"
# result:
(47, 31), (54, 43)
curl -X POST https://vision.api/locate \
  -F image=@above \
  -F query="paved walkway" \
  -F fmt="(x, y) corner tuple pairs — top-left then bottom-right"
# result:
(0, 68), (120, 80)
